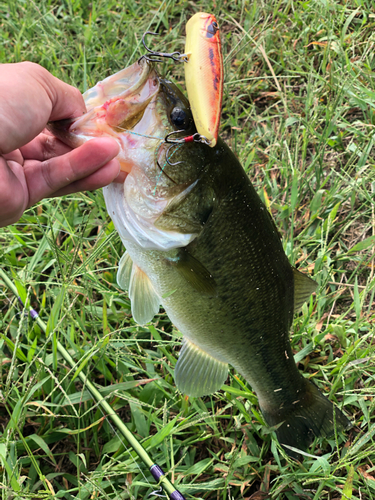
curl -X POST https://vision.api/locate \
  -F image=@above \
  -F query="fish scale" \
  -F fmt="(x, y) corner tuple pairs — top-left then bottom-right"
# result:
(48, 58), (351, 457)
(165, 142), (296, 395)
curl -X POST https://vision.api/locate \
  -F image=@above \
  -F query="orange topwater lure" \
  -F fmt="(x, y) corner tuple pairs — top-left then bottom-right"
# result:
(184, 12), (223, 147)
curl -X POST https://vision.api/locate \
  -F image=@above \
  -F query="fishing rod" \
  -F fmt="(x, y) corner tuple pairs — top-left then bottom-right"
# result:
(0, 267), (186, 500)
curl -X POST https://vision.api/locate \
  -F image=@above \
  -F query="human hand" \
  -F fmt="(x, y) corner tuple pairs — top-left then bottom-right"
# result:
(0, 62), (120, 227)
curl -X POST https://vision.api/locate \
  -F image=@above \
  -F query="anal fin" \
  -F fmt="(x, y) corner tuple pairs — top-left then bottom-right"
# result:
(175, 338), (228, 397)
(293, 268), (317, 312)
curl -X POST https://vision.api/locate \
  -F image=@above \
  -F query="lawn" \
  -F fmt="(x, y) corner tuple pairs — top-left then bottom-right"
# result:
(0, 0), (374, 499)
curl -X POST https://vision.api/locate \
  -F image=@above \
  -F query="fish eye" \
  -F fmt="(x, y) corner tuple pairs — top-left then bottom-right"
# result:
(170, 107), (190, 130)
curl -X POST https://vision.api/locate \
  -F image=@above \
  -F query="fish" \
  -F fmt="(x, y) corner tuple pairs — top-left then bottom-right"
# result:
(48, 58), (350, 457)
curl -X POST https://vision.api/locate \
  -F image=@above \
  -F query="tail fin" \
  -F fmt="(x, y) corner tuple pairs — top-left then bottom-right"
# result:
(261, 379), (351, 458)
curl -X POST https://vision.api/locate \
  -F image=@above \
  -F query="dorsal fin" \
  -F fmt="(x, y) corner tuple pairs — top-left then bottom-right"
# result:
(174, 338), (228, 397)
(293, 268), (317, 312)
(117, 251), (160, 325)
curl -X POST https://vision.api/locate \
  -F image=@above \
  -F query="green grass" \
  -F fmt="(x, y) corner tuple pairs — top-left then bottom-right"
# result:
(1, 0), (375, 499)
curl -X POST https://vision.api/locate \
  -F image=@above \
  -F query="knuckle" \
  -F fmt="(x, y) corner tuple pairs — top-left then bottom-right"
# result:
(72, 86), (83, 101)
(21, 62), (56, 105)
(41, 153), (76, 193)
(40, 159), (56, 192)
(64, 155), (76, 182)
(20, 61), (46, 77)
(68, 85), (85, 111)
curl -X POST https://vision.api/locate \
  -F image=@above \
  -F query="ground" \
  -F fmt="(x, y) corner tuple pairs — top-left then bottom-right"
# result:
(0, 1), (374, 499)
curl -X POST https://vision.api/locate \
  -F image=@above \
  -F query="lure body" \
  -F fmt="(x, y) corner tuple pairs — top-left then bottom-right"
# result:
(184, 12), (223, 147)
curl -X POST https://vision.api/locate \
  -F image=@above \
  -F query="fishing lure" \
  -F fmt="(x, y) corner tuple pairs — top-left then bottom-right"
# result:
(184, 12), (223, 147)
(140, 13), (223, 148)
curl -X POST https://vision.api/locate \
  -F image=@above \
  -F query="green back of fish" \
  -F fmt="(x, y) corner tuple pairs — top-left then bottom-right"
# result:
(121, 138), (350, 455)
(156, 139), (302, 395)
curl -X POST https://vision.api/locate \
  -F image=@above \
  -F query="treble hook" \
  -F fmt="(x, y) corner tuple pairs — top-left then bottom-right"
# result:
(139, 32), (189, 63)
(164, 130), (211, 146)
(165, 143), (183, 167)
(163, 130), (211, 167)
(153, 130), (210, 191)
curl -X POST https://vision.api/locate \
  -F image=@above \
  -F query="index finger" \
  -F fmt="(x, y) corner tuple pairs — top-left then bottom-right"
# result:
(0, 62), (86, 155)
(40, 67), (86, 122)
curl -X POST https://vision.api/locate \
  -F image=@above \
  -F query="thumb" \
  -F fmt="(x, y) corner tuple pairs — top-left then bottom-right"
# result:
(25, 137), (120, 206)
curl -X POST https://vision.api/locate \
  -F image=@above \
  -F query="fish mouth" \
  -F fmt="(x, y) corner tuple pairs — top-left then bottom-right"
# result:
(48, 60), (198, 251)
(47, 60), (161, 173)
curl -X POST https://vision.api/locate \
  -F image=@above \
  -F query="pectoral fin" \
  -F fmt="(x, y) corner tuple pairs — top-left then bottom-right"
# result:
(293, 268), (317, 312)
(129, 265), (160, 325)
(117, 251), (160, 325)
(175, 338), (228, 397)
(167, 249), (216, 295)
(117, 251), (133, 291)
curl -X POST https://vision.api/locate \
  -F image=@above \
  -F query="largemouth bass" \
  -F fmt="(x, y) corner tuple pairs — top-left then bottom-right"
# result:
(48, 59), (350, 455)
